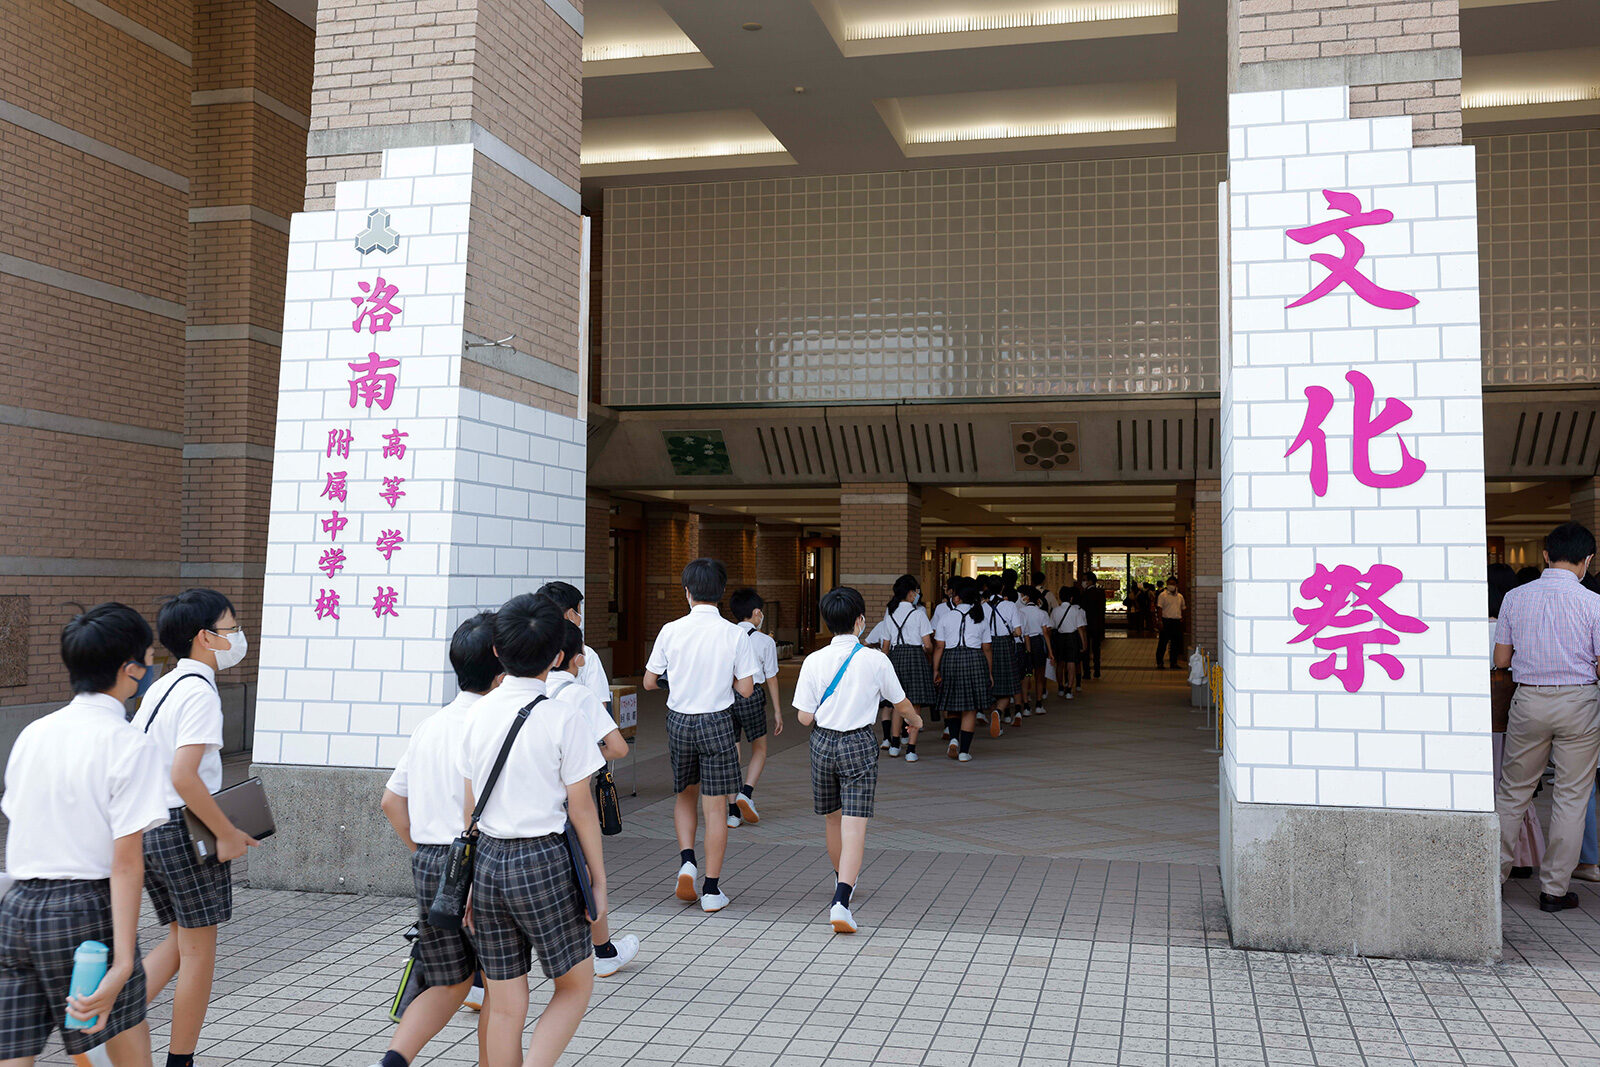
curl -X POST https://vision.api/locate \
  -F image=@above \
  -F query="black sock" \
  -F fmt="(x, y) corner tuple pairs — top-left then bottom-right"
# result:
(945, 716), (959, 737)
(594, 940), (618, 958)
(740, 783), (754, 798)
(680, 848), (696, 867)
(959, 730), (975, 754)
(905, 743), (916, 753)
(728, 802), (739, 816)
(882, 721), (892, 741)
(703, 876), (719, 895)
(169, 1056), (198, 1067)
(833, 881), (853, 906)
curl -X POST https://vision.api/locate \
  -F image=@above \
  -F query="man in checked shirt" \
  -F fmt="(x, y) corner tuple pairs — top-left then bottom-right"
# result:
(1493, 522), (1600, 912)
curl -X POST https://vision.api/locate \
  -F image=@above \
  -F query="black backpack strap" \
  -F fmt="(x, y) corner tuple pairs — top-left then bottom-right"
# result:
(140, 673), (215, 733)
(469, 695), (547, 831)
(891, 605), (909, 646)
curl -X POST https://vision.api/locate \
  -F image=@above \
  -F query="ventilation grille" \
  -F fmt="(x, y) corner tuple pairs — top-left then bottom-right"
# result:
(1507, 408), (1600, 474)
(752, 419), (982, 478)
(1116, 417), (1216, 473)
(897, 420), (980, 477)
(754, 424), (833, 478)
(830, 422), (899, 477)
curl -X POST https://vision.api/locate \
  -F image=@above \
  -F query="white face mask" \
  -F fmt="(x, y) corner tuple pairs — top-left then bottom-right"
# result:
(212, 630), (247, 672)
(911, 592), (921, 606)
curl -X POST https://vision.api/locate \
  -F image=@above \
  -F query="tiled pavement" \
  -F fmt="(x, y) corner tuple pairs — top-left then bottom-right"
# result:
(26, 637), (1600, 1065)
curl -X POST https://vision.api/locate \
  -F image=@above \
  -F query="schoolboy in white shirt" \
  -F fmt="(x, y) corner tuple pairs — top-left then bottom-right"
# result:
(457, 593), (606, 1067)
(130, 589), (258, 1067)
(792, 587), (921, 934)
(374, 613), (500, 1067)
(548, 622), (639, 978)
(0, 603), (169, 1066)
(726, 589), (782, 829)
(536, 581), (612, 712)
(643, 559), (758, 912)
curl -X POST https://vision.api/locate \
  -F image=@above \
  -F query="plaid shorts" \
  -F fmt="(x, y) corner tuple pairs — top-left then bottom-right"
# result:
(411, 845), (477, 987)
(937, 646), (991, 714)
(729, 686), (768, 742)
(471, 835), (591, 982)
(809, 725), (879, 818)
(144, 809), (232, 929)
(667, 710), (742, 796)
(888, 645), (936, 707)
(0, 880), (147, 1058)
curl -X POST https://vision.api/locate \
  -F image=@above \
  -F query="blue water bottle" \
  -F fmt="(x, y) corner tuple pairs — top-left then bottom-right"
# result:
(64, 941), (108, 1030)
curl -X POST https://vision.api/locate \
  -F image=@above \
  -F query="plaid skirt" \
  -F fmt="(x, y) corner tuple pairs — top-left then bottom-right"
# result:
(937, 646), (991, 713)
(888, 644), (936, 707)
(989, 636), (1021, 699)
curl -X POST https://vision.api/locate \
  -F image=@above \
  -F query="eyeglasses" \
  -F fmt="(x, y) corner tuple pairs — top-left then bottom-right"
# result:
(210, 624), (245, 636)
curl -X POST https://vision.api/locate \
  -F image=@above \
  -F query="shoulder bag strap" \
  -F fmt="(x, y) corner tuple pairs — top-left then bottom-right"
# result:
(817, 643), (865, 709)
(141, 673), (215, 733)
(469, 695), (547, 831)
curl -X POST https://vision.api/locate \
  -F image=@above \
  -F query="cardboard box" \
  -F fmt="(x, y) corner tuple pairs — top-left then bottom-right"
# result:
(610, 684), (638, 741)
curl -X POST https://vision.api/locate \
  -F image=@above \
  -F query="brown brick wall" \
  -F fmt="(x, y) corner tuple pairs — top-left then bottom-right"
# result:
(0, 577), (177, 708)
(756, 524), (803, 644)
(98, 0), (195, 51)
(699, 522), (759, 594)
(1574, 480), (1600, 561)
(643, 505), (699, 642)
(193, 103), (309, 219)
(1236, 0), (1458, 64)
(306, 0), (476, 134)
(585, 491), (613, 648)
(471, 0), (583, 190)
(1349, 79), (1461, 146)
(839, 484), (922, 628)
(304, 151), (382, 211)
(1193, 481), (1222, 655)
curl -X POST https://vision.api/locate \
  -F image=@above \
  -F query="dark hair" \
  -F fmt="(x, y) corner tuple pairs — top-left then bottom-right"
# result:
(1058, 585), (1072, 603)
(1084, 571), (1098, 582)
(729, 588), (764, 621)
(952, 577), (985, 623)
(888, 574), (920, 616)
(558, 620), (585, 672)
(1031, 571), (1046, 584)
(1515, 566), (1541, 585)
(1487, 563), (1518, 619)
(492, 593), (564, 678)
(534, 580), (583, 614)
(1546, 522), (1597, 565)
(1001, 568), (1017, 589)
(944, 574), (958, 592)
(1018, 585), (1040, 604)
(1166, 576), (1178, 586)
(682, 558), (727, 603)
(820, 586), (866, 635)
(62, 603), (152, 694)
(156, 588), (235, 661)
(450, 612), (501, 693)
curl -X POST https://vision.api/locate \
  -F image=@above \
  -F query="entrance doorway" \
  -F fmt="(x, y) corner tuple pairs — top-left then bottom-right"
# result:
(933, 538), (1043, 589)
(1079, 538), (1184, 632)
(799, 536), (838, 651)
(608, 527), (644, 676)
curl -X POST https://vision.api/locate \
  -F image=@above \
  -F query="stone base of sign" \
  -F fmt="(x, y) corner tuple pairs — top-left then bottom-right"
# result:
(1220, 769), (1501, 962)
(247, 763), (413, 896)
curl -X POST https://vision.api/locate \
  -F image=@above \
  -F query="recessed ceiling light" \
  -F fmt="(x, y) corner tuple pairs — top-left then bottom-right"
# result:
(905, 113), (1174, 144)
(583, 39), (701, 62)
(1462, 84), (1600, 109)
(844, 0), (1177, 41)
(794, 86), (808, 93)
(743, 21), (762, 30)
(582, 138), (788, 166)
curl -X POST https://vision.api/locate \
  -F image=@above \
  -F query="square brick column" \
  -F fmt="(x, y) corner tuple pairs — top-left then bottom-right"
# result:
(1193, 480), (1222, 655)
(1574, 479), (1600, 578)
(699, 521), (758, 594)
(757, 524), (804, 649)
(1231, 0), (1461, 147)
(250, 0), (586, 894)
(839, 484), (921, 628)
(643, 505), (699, 643)
(585, 490), (612, 666)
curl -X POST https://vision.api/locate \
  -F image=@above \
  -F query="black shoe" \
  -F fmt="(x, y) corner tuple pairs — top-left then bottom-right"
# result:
(1510, 866), (1534, 879)
(1539, 892), (1580, 912)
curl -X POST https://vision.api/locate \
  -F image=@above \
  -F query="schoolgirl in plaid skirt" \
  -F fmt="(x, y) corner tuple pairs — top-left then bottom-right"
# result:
(876, 575), (934, 761)
(982, 580), (1023, 731)
(933, 578), (992, 762)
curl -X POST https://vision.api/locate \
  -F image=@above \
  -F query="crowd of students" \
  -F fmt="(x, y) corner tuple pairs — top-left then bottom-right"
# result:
(0, 560), (1119, 1067)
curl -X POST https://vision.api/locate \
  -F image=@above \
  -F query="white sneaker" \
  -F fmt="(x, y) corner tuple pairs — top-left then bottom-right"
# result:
(463, 984), (484, 1011)
(880, 738), (891, 750)
(1065, 691), (1074, 700)
(594, 933), (640, 977)
(737, 794), (761, 824)
(726, 812), (742, 828)
(1035, 703), (1046, 716)
(976, 712), (988, 724)
(904, 751), (919, 763)
(830, 902), (858, 933)
(942, 727), (951, 740)
(701, 890), (730, 913)
(958, 752), (972, 762)
(675, 861), (698, 902)
(947, 741), (960, 760)
(85, 1047), (113, 1067)
(887, 743), (901, 757)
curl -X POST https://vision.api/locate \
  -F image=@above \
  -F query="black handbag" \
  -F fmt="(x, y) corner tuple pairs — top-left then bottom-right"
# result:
(594, 766), (622, 836)
(388, 924), (428, 1022)
(427, 695), (545, 931)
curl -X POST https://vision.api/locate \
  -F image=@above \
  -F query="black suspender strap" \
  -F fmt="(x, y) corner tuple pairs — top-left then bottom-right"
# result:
(140, 673), (214, 733)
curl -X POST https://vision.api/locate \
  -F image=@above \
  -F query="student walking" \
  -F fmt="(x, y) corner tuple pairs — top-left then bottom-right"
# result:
(130, 590), (259, 1067)
(1077, 573), (1107, 680)
(1016, 586), (1053, 717)
(1156, 578), (1186, 669)
(726, 589), (783, 828)
(874, 575), (933, 763)
(457, 593), (607, 1067)
(375, 613), (501, 1067)
(1050, 590), (1089, 699)
(933, 578), (991, 762)
(983, 579), (1022, 731)
(0, 603), (169, 1067)
(548, 623), (639, 977)
(536, 582), (612, 711)
(643, 559), (758, 912)
(793, 587), (922, 934)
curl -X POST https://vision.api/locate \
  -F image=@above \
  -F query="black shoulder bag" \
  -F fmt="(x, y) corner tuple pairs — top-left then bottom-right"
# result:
(133, 673), (213, 728)
(594, 766), (623, 836)
(428, 695), (545, 931)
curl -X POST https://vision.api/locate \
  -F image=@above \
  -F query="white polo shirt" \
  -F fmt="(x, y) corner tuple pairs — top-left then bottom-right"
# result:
(881, 602), (932, 648)
(793, 635), (907, 732)
(930, 598), (955, 629)
(129, 658), (223, 809)
(645, 604), (759, 714)
(1019, 603), (1051, 638)
(934, 605), (989, 649)
(457, 675), (604, 840)
(738, 621), (780, 684)
(549, 670), (618, 747)
(385, 690), (480, 847)
(1051, 603), (1088, 634)
(988, 599), (1021, 641)
(577, 644), (610, 707)
(4, 694), (169, 880)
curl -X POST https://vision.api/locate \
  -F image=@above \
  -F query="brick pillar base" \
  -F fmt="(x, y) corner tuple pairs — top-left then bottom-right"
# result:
(644, 506), (699, 642)
(757, 524), (803, 649)
(840, 484), (921, 630)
